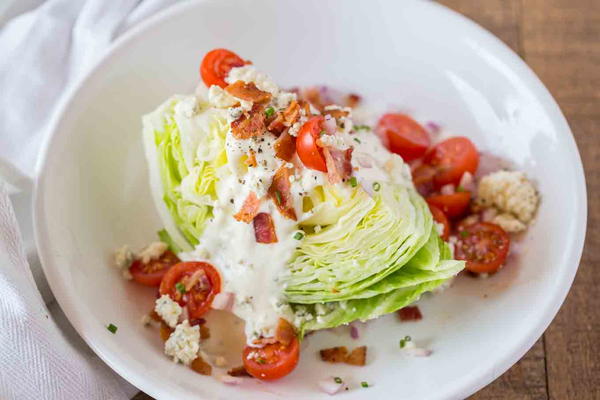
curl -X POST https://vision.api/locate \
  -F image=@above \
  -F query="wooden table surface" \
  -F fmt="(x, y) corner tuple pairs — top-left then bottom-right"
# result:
(135, 0), (599, 398)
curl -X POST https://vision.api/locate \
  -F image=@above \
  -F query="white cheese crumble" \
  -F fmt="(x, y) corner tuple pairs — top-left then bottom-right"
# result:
(208, 85), (238, 108)
(319, 134), (351, 150)
(154, 294), (182, 328)
(137, 241), (168, 264)
(164, 320), (200, 365)
(174, 96), (199, 118)
(114, 245), (133, 269)
(491, 213), (527, 233)
(476, 170), (539, 224)
(226, 65), (279, 95)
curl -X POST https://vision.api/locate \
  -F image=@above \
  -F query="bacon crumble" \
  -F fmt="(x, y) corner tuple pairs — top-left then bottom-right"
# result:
(397, 306), (423, 321)
(323, 147), (353, 184)
(319, 345), (367, 366)
(274, 130), (296, 162)
(268, 166), (297, 220)
(225, 80), (272, 103)
(253, 212), (278, 243)
(191, 355), (212, 376)
(233, 192), (261, 223)
(231, 104), (266, 139)
(227, 366), (252, 377)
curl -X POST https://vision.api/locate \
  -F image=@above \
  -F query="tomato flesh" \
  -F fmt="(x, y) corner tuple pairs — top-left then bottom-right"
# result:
(424, 137), (479, 188)
(129, 250), (180, 287)
(426, 191), (471, 219)
(159, 262), (221, 319)
(412, 163), (436, 197)
(455, 222), (510, 274)
(377, 113), (430, 162)
(200, 49), (248, 88)
(428, 204), (450, 241)
(296, 116), (327, 172)
(243, 337), (300, 380)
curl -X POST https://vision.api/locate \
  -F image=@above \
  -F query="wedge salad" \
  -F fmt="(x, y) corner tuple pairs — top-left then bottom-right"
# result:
(112, 49), (539, 384)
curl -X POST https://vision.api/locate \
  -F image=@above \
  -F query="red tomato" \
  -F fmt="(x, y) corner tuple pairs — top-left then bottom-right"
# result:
(243, 337), (300, 380)
(455, 222), (510, 274)
(129, 250), (180, 287)
(426, 192), (471, 218)
(412, 163), (436, 196)
(296, 116), (327, 172)
(200, 49), (248, 88)
(376, 113), (430, 162)
(159, 262), (221, 319)
(424, 137), (479, 187)
(428, 204), (450, 240)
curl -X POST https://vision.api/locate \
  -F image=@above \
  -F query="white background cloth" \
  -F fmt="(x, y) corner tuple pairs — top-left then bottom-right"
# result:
(0, 1), (184, 398)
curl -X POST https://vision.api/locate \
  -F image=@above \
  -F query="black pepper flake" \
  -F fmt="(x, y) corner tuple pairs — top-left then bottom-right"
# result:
(258, 148), (263, 153)
(229, 199), (234, 204)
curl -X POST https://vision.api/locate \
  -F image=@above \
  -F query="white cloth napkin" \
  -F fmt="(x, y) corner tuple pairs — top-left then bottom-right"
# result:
(0, 0), (184, 398)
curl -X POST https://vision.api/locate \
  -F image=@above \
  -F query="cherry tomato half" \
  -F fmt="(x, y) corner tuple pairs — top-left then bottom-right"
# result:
(426, 191), (471, 219)
(455, 222), (510, 274)
(243, 337), (300, 381)
(412, 163), (437, 197)
(296, 116), (327, 172)
(129, 250), (180, 287)
(376, 113), (430, 162)
(424, 137), (479, 188)
(159, 262), (221, 320)
(428, 204), (450, 241)
(200, 49), (248, 88)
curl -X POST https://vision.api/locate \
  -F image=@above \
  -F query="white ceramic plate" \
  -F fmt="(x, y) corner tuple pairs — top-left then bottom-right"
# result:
(34, 0), (587, 399)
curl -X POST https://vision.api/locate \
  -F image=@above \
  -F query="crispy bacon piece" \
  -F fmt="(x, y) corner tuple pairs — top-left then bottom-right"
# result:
(397, 306), (423, 321)
(225, 80), (272, 103)
(345, 93), (361, 108)
(320, 347), (349, 363)
(274, 318), (296, 347)
(234, 192), (260, 223)
(191, 355), (212, 376)
(274, 130), (296, 161)
(268, 166), (297, 220)
(228, 366), (252, 377)
(244, 150), (257, 167)
(253, 213), (278, 243)
(149, 309), (161, 322)
(231, 104), (266, 139)
(323, 108), (350, 119)
(298, 99), (311, 116)
(159, 322), (173, 342)
(302, 86), (334, 112)
(345, 346), (367, 366)
(200, 324), (210, 340)
(268, 100), (302, 135)
(320, 346), (367, 366)
(323, 147), (353, 184)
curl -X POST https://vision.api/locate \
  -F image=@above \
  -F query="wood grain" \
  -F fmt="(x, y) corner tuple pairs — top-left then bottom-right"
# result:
(135, 1), (599, 398)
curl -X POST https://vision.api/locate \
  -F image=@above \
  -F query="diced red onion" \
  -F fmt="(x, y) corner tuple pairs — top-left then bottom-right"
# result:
(403, 347), (432, 357)
(212, 292), (234, 311)
(323, 116), (337, 135)
(425, 121), (441, 134)
(219, 375), (243, 385)
(350, 323), (360, 339)
(318, 378), (344, 395)
(459, 172), (476, 193)
(476, 152), (510, 178)
(440, 184), (455, 195)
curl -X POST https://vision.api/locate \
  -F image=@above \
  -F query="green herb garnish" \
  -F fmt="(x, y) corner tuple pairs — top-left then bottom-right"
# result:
(256, 358), (266, 365)
(175, 282), (186, 294)
(275, 190), (282, 205)
(353, 137), (361, 144)
(460, 230), (469, 238)
(293, 231), (304, 240)
(334, 377), (343, 384)
(399, 335), (412, 348)
(361, 381), (369, 388)
(372, 182), (381, 192)
(107, 323), (118, 334)
(354, 125), (371, 131)
(265, 107), (275, 118)
(349, 176), (358, 187)
(320, 130), (327, 136)
(456, 185), (465, 192)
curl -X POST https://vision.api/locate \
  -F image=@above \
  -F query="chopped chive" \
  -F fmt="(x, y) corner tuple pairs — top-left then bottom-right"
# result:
(264, 107), (275, 118)
(256, 358), (266, 365)
(293, 231), (304, 240)
(399, 335), (412, 348)
(372, 182), (381, 192)
(175, 282), (186, 294)
(456, 185), (465, 192)
(361, 381), (369, 388)
(354, 125), (371, 131)
(334, 377), (343, 384)
(320, 130), (327, 136)
(275, 190), (282, 204)
(353, 137), (361, 144)
(460, 230), (469, 238)
(107, 323), (118, 334)
(349, 176), (358, 187)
